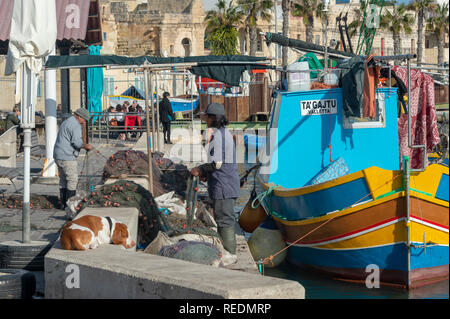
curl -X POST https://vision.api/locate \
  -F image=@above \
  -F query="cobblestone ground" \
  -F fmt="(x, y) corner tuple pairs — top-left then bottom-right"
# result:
(0, 143), (133, 242)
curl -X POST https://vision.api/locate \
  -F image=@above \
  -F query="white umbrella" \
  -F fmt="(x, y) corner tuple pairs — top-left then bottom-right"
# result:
(4, 0), (57, 243)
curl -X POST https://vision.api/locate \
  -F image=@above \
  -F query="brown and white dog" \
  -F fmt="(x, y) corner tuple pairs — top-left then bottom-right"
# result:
(60, 215), (135, 251)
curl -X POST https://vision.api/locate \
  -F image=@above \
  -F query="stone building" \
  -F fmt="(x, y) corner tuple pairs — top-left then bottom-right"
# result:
(1, 0), (447, 114)
(99, 0), (205, 57)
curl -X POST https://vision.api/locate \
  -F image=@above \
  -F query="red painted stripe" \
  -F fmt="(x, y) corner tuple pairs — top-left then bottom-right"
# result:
(411, 215), (449, 230)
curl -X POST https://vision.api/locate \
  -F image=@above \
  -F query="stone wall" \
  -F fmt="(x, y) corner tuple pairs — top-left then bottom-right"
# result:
(100, 0), (205, 57)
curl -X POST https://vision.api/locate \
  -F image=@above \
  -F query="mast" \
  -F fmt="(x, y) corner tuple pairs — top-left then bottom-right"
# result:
(322, 0), (330, 72)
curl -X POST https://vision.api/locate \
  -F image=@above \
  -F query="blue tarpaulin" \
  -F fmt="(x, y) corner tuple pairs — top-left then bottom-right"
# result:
(88, 45), (104, 122)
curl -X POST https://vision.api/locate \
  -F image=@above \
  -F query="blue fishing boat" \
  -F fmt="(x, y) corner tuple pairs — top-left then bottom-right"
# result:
(243, 56), (449, 289)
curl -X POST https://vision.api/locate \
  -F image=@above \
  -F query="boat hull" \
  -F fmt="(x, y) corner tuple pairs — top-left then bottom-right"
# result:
(261, 164), (449, 289)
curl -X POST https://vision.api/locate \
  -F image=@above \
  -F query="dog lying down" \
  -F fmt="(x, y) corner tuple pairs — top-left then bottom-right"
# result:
(60, 215), (135, 251)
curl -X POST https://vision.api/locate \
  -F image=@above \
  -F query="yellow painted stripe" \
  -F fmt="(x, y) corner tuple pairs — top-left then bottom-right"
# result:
(410, 164), (449, 197)
(317, 222), (406, 249)
(411, 221), (450, 245)
(273, 189), (448, 227)
(314, 221), (448, 250)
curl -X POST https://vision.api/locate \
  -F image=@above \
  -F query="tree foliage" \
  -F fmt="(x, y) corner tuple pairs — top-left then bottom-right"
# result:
(204, 0), (243, 55)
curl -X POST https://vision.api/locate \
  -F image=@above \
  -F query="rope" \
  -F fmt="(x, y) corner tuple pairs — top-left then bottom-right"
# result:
(259, 171), (404, 275)
(251, 184), (280, 210)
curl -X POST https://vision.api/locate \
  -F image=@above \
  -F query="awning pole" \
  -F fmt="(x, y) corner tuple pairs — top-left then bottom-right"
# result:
(42, 45), (58, 178)
(20, 64), (37, 244)
(144, 68), (154, 195)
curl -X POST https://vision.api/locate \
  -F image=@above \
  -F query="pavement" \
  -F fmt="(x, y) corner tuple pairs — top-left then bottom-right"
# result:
(0, 133), (275, 298)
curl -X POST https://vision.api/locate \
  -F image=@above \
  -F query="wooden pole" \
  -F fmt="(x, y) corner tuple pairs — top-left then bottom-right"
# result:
(144, 68), (154, 195)
(155, 72), (160, 152)
(150, 71), (156, 154)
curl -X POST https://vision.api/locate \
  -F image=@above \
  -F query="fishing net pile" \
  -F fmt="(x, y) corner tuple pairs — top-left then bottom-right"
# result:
(158, 240), (222, 266)
(0, 194), (59, 209)
(73, 180), (218, 245)
(102, 150), (190, 197)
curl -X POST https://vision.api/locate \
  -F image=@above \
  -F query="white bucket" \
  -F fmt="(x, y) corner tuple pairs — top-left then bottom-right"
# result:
(287, 61), (310, 92)
(324, 69), (340, 86)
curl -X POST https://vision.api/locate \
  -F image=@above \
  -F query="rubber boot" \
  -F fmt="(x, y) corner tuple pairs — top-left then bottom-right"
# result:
(66, 190), (77, 204)
(56, 188), (67, 210)
(218, 226), (236, 255)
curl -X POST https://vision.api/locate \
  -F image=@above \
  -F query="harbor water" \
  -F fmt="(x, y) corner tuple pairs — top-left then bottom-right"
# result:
(236, 162), (449, 299)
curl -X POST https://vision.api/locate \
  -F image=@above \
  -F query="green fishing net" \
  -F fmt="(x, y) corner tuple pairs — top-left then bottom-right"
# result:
(74, 180), (217, 245)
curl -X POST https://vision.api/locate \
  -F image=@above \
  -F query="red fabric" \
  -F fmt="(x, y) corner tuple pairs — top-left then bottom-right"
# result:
(394, 66), (440, 169)
(124, 116), (142, 130)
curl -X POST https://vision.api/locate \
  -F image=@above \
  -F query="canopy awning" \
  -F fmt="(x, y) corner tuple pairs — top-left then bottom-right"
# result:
(44, 54), (272, 87)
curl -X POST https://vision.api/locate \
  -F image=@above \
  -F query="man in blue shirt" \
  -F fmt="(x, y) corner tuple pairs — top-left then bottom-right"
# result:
(53, 108), (93, 209)
(191, 103), (240, 255)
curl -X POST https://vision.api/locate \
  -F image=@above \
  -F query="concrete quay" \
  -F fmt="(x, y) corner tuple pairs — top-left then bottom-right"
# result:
(45, 207), (305, 299)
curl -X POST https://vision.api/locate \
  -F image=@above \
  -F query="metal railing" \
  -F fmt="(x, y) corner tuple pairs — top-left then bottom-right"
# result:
(88, 111), (149, 144)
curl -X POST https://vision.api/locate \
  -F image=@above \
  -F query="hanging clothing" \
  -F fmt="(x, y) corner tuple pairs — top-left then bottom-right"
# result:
(363, 55), (381, 119)
(380, 67), (408, 116)
(338, 56), (365, 117)
(393, 66), (440, 170)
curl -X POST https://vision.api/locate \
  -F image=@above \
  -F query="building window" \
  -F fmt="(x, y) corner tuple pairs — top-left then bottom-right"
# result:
(134, 77), (144, 92)
(426, 39), (430, 49)
(182, 38), (191, 57)
(103, 32), (107, 41)
(170, 45), (174, 55)
(411, 39), (415, 53)
(239, 28), (247, 54)
(257, 32), (263, 52)
(37, 78), (42, 97)
(104, 77), (115, 96)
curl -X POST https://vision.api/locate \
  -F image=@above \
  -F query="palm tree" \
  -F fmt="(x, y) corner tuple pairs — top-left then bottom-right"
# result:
(237, 0), (274, 56)
(407, 0), (438, 65)
(204, 0), (244, 55)
(281, 0), (291, 66)
(291, 0), (325, 44)
(426, 2), (449, 65)
(348, 1), (368, 39)
(380, 1), (414, 56)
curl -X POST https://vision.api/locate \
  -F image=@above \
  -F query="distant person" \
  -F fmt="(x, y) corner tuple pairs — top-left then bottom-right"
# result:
(115, 104), (126, 140)
(159, 92), (175, 144)
(123, 101), (130, 112)
(136, 105), (144, 119)
(108, 106), (118, 139)
(108, 106), (117, 122)
(131, 101), (139, 112)
(6, 105), (21, 130)
(53, 108), (93, 210)
(6, 105), (23, 151)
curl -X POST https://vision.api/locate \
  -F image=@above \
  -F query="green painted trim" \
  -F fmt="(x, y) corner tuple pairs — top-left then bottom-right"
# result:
(375, 187), (433, 200)
(410, 188), (433, 197)
(375, 188), (403, 200)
